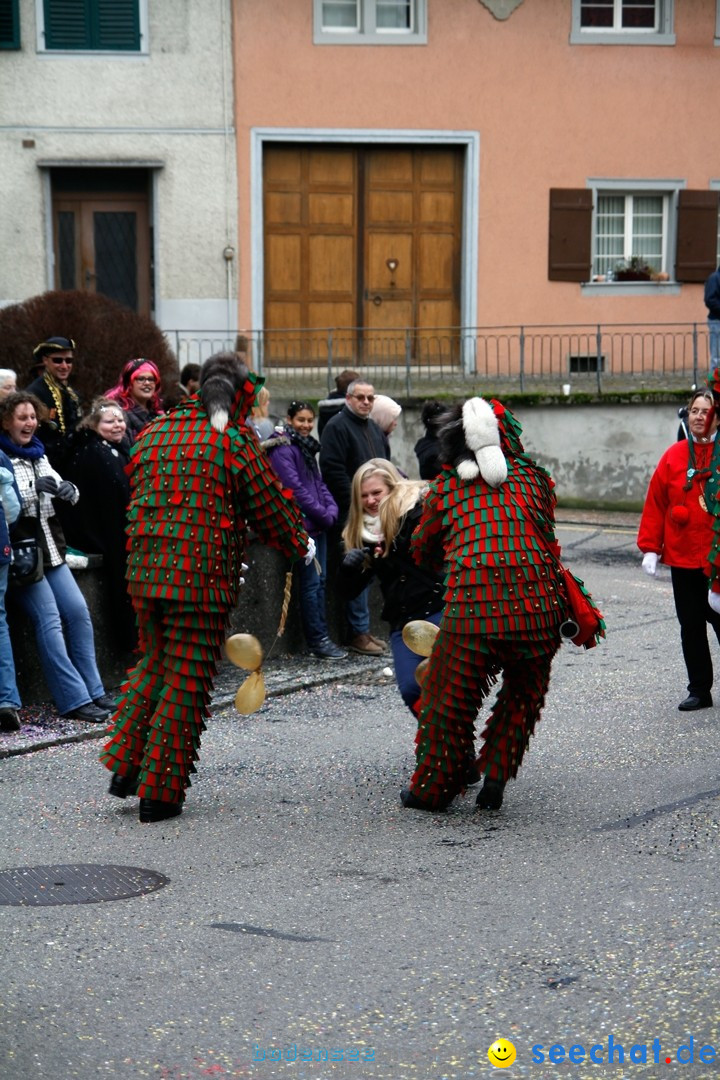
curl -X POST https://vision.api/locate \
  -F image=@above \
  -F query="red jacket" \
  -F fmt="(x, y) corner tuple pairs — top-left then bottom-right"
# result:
(637, 439), (716, 568)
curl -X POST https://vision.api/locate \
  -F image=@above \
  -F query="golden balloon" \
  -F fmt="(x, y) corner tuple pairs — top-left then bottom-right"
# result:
(234, 670), (267, 715)
(225, 633), (263, 671)
(401, 619), (440, 657)
(415, 657), (430, 687)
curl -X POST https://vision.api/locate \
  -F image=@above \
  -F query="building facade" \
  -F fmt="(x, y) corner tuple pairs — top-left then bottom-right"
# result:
(0, 0), (237, 345)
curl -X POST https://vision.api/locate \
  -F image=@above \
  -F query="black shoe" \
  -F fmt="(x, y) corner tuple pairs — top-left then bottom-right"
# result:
(108, 773), (138, 799)
(464, 757), (482, 785)
(400, 787), (447, 812)
(93, 693), (118, 711)
(311, 638), (348, 660)
(139, 798), (182, 823)
(476, 778), (505, 810)
(678, 693), (713, 711)
(62, 703), (110, 723)
(0, 707), (20, 732)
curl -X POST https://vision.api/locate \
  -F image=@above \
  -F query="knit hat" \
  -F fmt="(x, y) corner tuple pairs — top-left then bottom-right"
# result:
(370, 394), (402, 434)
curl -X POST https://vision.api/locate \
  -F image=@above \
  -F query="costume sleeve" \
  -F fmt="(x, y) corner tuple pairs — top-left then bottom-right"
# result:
(410, 480), (446, 573)
(637, 453), (669, 555)
(230, 438), (309, 561)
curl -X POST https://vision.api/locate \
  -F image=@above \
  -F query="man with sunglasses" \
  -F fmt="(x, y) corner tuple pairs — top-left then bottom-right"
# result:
(25, 337), (82, 470)
(320, 378), (390, 655)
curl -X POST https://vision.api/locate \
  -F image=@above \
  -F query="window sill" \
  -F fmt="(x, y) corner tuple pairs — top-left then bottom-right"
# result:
(581, 281), (681, 296)
(570, 31), (676, 46)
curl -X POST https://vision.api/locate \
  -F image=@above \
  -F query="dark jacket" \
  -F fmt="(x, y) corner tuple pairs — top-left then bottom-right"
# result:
(25, 373), (83, 470)
(124, 403), (163, 446)
(414, 433), (441, 480)
(266, 430), (338, 538)
(319, 406), (390, 524)
(705, 268), (720, 320)
(62, 430), (131, 563)
(338, 502), (444, 632)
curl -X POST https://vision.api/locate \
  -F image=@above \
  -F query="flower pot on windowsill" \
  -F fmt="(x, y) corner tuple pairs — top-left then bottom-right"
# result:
(614, 270), (652, 282)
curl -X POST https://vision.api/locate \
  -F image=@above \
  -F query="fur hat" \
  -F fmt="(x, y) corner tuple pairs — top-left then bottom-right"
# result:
(200, 351), (260, 433)
(437, 396), (509, 486)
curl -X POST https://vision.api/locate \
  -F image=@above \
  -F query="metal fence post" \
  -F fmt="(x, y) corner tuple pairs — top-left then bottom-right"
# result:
(692, 322), (698, 386)
(327, 330), (333, 393)
(596, 325), (603, 393)
(519, 326), (525, 393)
(405, 329), (412, 397)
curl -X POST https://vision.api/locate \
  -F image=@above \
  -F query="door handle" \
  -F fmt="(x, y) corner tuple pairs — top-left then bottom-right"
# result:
(372, 295), (382, 306)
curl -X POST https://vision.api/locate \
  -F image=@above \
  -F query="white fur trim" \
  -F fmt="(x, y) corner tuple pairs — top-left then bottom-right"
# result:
(476, 445), (507, 487)
(461, 397), (507, 486)
(462, 398), (500, 451)
(457, 459), (480, 480)
(209, 408), (229, 432)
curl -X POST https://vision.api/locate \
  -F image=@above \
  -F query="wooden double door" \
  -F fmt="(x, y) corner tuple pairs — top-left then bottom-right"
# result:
(263, 145), (463, 364)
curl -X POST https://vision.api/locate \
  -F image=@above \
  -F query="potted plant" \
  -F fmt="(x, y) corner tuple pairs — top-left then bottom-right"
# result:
(613, 255), (655, 282)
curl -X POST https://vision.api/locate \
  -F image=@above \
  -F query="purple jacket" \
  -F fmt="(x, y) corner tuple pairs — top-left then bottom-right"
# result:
(266, 433), (338, 538)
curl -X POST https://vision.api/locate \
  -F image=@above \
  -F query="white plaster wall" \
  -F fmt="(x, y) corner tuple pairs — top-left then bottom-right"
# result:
(0, 0), (237, 333)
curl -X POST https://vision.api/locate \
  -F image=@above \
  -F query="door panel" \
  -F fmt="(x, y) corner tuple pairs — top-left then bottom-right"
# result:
(263, 144), (462, 366)
(53, 193), (150, 314)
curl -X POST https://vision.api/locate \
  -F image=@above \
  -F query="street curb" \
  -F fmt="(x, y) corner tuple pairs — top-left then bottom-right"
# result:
(0, 660), (378, 761)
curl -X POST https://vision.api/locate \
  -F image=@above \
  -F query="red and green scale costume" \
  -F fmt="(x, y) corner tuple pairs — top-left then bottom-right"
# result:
(407, 401), (577, 808)
(100, 372), (308, 804)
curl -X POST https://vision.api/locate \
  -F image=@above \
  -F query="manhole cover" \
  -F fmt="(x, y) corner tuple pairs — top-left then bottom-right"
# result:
(0, 864), (169, 906)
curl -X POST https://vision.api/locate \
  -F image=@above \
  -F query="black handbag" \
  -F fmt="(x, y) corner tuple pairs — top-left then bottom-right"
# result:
(9, 484), (44, 588)
(9, 534), (43, 587)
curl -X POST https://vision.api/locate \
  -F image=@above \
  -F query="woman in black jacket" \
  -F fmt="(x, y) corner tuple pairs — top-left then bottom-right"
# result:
(62, 398), (135, 651)
(339, 459), (444, 712)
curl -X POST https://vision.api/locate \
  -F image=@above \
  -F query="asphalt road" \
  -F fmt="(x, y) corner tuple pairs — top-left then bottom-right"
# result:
(2, 520), (719, 1080)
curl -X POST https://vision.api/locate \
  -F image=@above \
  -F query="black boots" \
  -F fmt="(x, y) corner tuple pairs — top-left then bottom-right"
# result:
(139, 798), (182, 823)
(476, 778), (505, 810)
(108, 773), (138, 799)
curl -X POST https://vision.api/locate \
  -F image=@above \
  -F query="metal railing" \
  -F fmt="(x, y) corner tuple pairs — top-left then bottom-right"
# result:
(164, 322), (715, 396)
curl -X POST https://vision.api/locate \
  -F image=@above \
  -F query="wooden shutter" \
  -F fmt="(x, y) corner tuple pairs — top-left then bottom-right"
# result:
(0, 0), (20, 49)
(548, 188), (592, 282)
(675, 190), (719, 283)
(44, 0), (139, 50)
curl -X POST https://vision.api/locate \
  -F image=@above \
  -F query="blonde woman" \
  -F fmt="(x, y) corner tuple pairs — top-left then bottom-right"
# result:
(340, 459), (444, 711)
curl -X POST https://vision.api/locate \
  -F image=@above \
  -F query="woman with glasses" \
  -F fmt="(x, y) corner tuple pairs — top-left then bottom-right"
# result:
(104, 358), (164, 446)
(266, 401), (346, 659)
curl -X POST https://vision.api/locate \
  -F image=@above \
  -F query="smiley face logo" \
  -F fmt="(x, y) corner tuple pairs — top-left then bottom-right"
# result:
(488, 1038), (517, 1068)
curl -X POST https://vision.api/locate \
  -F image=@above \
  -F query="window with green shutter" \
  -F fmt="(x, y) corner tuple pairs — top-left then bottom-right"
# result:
(43, 0), (140, 52)
(0, 0), (20, 49)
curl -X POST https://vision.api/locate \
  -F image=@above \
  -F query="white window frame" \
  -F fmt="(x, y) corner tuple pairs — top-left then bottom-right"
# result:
(570, 0), (675, 45)
(313, 0), (427, 45)
(35, 0), (149, 56)
(584, 178), (683, 292)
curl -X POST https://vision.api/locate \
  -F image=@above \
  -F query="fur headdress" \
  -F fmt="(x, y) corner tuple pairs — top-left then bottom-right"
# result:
(437, 396), (515, 486)
(200, 352), (262, 433)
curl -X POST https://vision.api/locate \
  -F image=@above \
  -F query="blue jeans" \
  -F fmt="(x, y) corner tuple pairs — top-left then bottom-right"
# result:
(298, 533), (331, 647)
(0, 563), (20, 709)
(10, 562), (104, 713)
(390, 609), (443, 713)
(709, 319), (720, 371)
(346, 587), (370, 636)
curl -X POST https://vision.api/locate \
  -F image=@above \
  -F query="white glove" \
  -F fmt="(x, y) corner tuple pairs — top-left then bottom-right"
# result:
(303, 537), (317, 566)
(642, 552), (659, 576)
(709, 591), (720, 615)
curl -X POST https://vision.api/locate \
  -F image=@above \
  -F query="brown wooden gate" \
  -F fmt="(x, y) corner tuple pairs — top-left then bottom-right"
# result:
(263, 144), (462, 366)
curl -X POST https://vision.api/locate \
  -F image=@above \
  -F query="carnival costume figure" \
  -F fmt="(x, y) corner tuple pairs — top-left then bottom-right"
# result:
(402, 397), (575, 813)
(100, 353), (314, 823)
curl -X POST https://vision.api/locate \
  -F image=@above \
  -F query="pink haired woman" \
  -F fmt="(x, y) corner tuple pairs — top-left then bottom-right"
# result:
(105, 358), (164, 445)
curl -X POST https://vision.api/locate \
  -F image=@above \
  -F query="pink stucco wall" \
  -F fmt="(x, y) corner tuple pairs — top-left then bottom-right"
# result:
(232, 0), (719, 331)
